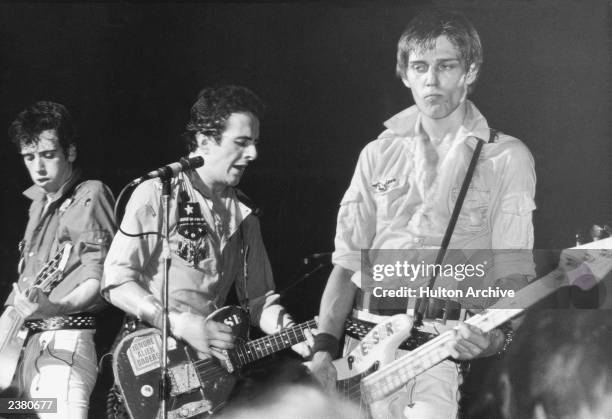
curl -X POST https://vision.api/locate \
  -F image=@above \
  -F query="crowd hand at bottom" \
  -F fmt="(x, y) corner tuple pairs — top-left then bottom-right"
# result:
(170, 311), (235, 360)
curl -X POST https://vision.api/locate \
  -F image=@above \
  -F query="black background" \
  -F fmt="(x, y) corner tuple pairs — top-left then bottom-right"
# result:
(0, 0), (611, 321)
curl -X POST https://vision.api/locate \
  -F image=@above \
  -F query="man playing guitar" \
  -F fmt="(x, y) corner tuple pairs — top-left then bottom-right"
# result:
(102, 86), (311, 407)
(308, 9), (536, 418)
(2, 101), (116, 418)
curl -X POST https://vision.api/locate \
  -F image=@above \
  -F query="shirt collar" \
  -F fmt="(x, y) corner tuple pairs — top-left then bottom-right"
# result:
(383, 100), (492, 148)
(22, 168), (82, 203)
(184, 170), (252, 222)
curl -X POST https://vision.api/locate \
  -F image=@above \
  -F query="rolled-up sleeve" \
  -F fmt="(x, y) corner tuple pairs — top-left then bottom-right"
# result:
(332, 145), (377, 273)
(491, 140), (537, 281)
(66, 181), (116, 284)
(102, 181), (161, 295)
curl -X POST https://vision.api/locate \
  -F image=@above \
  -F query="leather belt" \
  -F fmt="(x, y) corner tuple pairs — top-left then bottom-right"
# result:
(345, 316), (437, 351)
(24, 314), (97, 334)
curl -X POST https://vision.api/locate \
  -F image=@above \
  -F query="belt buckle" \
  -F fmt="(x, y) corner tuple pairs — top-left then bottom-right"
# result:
(424, 298), (461, 325)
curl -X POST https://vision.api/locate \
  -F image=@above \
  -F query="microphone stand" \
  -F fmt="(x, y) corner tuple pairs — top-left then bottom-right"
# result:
(159, 177), (172, 419)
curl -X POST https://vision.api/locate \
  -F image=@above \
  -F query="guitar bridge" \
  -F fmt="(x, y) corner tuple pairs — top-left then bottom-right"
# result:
(168, 362), (201, 396)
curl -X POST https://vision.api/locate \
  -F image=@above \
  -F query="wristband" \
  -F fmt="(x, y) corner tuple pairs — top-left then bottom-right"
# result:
(312, 332), (340, 358)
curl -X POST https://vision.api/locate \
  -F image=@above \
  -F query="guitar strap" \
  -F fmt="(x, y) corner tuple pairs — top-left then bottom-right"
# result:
(238, 222), (250, 316)
(49, 179), (83, 259)
(413, 129), (496, 327)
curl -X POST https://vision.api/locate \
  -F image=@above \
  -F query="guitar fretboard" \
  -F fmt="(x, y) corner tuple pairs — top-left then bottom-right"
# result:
(234, 319), (317, 367)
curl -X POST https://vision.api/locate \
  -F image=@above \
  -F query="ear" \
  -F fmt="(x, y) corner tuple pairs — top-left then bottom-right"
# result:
(67, 144), (77, 163)
(195, 132), (215, 154)
(466, 63), (479, 85)
(401, 76), (412, 89)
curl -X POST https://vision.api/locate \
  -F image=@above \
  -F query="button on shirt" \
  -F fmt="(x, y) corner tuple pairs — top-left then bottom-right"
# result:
(333, 101), (536, 309)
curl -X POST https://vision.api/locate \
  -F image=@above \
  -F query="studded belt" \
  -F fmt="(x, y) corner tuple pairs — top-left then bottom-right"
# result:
(24, 314), (97, 334)
(345, 316), (436, 351)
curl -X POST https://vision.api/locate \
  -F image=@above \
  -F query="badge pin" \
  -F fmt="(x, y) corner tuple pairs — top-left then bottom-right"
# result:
(371, 178), (397, 193)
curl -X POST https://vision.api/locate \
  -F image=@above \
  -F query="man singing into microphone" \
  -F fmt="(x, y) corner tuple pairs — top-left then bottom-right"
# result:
(102, 86), (310, 373)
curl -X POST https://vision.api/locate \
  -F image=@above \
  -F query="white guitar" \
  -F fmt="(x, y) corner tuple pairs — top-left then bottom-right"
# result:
(0, 242), (73, 390)
(360, 238), (612, 419)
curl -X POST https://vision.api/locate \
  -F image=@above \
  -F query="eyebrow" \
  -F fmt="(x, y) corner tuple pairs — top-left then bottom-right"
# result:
(409, 58), (461, 64)
(20, 148), (58, 156)
(235, 135), (258, 142)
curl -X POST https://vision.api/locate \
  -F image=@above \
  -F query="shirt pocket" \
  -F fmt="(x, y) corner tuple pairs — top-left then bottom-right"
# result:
(372, 178), (410, 220)
(452, 187), (491, 233)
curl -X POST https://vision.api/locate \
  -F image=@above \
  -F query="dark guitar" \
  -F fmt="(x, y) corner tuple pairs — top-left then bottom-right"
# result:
(112, 305), (317, 419)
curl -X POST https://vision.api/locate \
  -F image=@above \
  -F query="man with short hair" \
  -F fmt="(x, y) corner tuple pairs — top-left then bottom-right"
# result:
(4, 100), (116, 418)
(308, 9), (536, 418)
(102, 85), (309, 368)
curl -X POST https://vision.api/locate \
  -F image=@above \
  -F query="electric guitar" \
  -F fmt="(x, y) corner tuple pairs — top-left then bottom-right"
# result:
(360, 239), (612, 419)
(0, 242), (73, 390)
(112, 306), (316, 419)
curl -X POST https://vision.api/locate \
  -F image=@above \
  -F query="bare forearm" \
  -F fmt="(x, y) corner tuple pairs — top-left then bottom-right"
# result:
(318, 265), (356, 339)
(105, 281), (153, 318)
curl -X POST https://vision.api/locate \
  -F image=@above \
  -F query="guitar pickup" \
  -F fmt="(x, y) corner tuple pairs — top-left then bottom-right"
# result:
(168, 362), (201, 396)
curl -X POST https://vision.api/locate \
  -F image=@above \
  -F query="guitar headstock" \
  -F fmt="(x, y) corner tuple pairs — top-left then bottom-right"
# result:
(561, 237), (612, 291)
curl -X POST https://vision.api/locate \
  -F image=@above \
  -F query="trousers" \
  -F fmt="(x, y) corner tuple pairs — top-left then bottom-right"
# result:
(17, 329), (98, 419)
(344, 335), (461, 419)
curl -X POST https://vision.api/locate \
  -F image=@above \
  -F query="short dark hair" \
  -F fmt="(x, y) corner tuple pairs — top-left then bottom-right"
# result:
(183, 85), (265, 152)
(396, 9), (483, 85)
(9, 101), (76, 154)
(503, 310), (612, 419)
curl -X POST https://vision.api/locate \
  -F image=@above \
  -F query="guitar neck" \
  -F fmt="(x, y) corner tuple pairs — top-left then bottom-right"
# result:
(30, 243), (73, 295)
(362, 267), (570, 403)
(235, 319), (317, 366)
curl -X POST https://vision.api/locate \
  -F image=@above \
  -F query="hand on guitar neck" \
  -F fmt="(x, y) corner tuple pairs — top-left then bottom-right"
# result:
(11, 282), (60, 319)
(444, 322), (505, 360)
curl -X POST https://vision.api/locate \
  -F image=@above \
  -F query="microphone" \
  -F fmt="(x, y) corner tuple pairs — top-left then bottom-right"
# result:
(129, 156), (204, 186)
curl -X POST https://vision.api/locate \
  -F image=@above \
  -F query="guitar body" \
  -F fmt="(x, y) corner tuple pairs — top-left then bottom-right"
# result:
(0, 307), (28, 390)
(334, 314), (413, 411)
(113, 306), (249, 419)
(334, 314), (413, 381)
